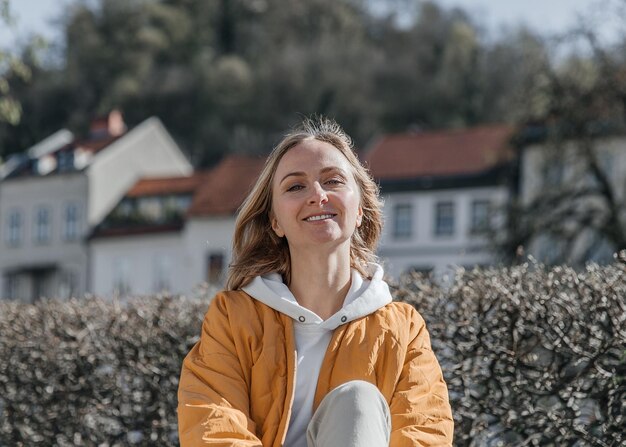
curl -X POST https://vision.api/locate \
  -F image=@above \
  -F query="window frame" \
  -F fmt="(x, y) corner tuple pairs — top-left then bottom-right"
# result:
(393, 203), (413, 239)
(5, 208), (23, 247)
(63, 202), (80, 241)
(469, 199), (491, 235)
(34, 205), (52, 245)
(434, 201), (455, 237)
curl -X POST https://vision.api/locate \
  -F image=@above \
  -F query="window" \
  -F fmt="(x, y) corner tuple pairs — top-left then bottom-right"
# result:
(34, 206), (52, 244)
(175, 195), (192, 210)
(393, 204), (412, 239)
(164, 195), (192, 214)
(5, 209), (23, 247)
(138, 197), (164, 221)
(36, 155), (56, 175)
(153, 256), (171, 292)
(470, 200), (491, 234)
(58, 270), (77, 299)
(434, 201), (455, 236)
(117, 199), (134, 217)
(163, 195), (191, 221)
(206, 252), (224, 285)
(3, 274), (19, 300)
(113, 258), (132, 296)
(57, 150), (75, 171)
(64, 203), (80, 241)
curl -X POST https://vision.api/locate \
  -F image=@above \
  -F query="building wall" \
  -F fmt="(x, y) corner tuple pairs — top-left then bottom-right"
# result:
(0, 173), (89, 301)
(90, 232), (186, 297)
(89, 187), (511, 297)
(0, 171), (513, 298)
(182, 217), (237, 292)
(378, 186), (508, 277)
(89, 216), (236, 297)
(0, 117), (193, 301)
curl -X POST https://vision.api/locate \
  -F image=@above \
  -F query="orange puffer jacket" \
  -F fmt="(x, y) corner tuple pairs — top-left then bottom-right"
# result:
(178, 291), (454, 446)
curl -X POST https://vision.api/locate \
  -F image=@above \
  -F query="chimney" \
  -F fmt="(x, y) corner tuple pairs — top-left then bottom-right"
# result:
(89, 109), (127, 138)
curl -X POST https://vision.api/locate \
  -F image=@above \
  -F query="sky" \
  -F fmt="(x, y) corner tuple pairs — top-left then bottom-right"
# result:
(438, 0), (610, 34)
(0, 0), (623, 49)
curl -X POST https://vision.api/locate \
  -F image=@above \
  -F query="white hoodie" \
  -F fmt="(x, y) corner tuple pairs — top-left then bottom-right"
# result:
(242, 263), (393, 447)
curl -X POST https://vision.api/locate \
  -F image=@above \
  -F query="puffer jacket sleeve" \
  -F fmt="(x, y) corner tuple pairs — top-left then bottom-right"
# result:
(389, 305), (454, 446)
(177, 293), (262, 446)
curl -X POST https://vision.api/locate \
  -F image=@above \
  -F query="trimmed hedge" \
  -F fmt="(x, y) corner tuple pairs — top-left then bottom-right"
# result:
(1, 260), (624, 446)
(394, 259), (625, 446)
(0, 294), (206, 446)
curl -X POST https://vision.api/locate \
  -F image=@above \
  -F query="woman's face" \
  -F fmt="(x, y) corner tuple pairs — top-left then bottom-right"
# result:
(270, 139), (363, 252)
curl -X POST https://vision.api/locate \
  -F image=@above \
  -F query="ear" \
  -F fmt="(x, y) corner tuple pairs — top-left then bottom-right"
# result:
(271, 215), (285, 238)
(356, 206), (363, 228)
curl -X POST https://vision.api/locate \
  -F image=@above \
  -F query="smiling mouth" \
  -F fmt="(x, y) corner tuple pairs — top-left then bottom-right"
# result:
(304, 213), (336, 222)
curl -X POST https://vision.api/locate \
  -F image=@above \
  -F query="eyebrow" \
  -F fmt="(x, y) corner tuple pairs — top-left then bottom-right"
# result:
(279, 166), (346, 184)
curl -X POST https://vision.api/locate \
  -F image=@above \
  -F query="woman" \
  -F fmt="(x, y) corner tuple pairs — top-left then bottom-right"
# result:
(178, 117), (454, 446)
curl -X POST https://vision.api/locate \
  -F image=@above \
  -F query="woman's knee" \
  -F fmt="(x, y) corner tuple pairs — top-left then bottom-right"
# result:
(317, 380), (390, 419)
(308, 381), (391, 447)
(331, 380), (384, 404)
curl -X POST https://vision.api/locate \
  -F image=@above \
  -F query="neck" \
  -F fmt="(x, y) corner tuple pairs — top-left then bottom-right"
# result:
(288, 243), (352, 320)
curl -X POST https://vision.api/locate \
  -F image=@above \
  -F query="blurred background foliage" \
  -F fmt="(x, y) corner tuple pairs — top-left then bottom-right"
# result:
(0, 0), (558, 166)
(2, 0), (626, 263)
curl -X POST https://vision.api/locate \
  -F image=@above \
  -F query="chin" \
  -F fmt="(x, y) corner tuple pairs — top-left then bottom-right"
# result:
(305, 233), (352, 247)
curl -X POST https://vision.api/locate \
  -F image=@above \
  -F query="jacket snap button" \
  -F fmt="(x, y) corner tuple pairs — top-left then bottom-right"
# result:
(298, 316), (305, 322)
(341, 316), (347, 323)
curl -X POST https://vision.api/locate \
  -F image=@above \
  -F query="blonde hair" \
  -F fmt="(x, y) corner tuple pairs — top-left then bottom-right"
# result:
(226, 117), (383, 290)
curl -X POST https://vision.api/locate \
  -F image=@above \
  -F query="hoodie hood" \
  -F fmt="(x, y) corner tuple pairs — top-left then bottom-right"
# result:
(242, 263), (392, 330)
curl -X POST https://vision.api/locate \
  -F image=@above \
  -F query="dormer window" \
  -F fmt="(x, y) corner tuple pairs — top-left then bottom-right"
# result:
(74, 148), (92, 169)
(37, 155), (57, 175)
(58, 150), (75, 172)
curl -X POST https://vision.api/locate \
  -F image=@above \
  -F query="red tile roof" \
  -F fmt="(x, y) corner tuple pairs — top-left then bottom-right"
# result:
(94, 155), (264, 240)
(74, 136), (122, 154)
(364, 125), (515, 180)
(97, 125), (515, 235)
(187, 155), (266, 216)
(126, 172), (209, 198)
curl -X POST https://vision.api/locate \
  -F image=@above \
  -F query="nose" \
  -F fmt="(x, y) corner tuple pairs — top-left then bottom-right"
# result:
(308, 182), (328, 205)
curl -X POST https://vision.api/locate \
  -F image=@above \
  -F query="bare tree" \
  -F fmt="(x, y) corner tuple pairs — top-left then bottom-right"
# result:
(498, 6), (626, 265)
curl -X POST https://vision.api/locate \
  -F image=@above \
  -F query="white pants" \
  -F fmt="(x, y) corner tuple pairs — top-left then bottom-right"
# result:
(306, 380), (391, 447)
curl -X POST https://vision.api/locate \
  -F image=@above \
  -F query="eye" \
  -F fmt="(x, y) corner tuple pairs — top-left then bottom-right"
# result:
(325, 177), (345, 186)
(286, 184), (304, 192)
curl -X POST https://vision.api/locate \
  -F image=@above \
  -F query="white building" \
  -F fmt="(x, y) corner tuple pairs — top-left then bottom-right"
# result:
(364, 125), (515, 277)
(89, 155), (265, 297)
(0, 111), (192, 301)
(89, 126), (517, 296)
(2, 120), (523, 299)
